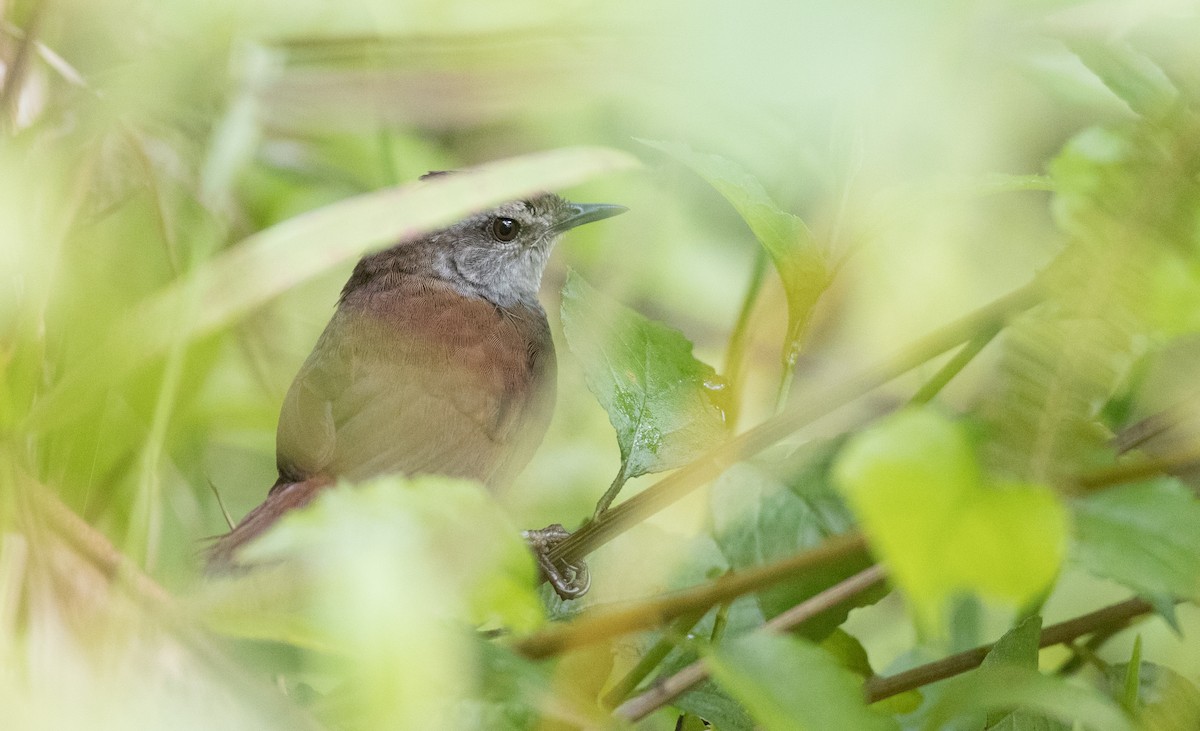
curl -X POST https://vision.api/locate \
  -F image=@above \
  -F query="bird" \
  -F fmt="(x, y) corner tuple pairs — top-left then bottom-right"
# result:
(206, 172), (626, 598)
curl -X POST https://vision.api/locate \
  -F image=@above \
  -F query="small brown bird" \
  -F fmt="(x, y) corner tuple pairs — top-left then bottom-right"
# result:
(207, 174), (625, 597)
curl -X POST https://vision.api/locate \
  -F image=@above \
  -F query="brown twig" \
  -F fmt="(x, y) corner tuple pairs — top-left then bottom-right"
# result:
(515, 532), (870, 660)
(552, 280), (1045, 567)
(614, 564), (888, 722)
(863, 596), (1155, 703)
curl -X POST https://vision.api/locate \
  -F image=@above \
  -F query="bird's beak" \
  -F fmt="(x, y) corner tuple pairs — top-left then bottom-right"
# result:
(552, 202), (628, 233)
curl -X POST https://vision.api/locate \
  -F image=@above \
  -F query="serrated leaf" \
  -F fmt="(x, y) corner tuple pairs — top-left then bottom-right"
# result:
(561, 270), (728, 481)
(707, 633), (899, 731)
(674, 679), (756, 731)
(1072, 479), (1200, 601)
(710, 445), (879, 638)
(834, 409), (1068, 631)
(642, 139), (829, 365)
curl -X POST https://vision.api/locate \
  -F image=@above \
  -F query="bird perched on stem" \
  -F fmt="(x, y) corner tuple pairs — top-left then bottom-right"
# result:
(207, 172), (626, 598)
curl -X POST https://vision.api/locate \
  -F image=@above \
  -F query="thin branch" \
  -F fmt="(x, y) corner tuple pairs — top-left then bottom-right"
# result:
(514, 532), (869, 659)
(615, 564), (887, 722)
(908, 327), (999, 406)
(551, 279), (1045, 567)
(863, 597), (1155, 704)
(1073, 443), (1200, 492)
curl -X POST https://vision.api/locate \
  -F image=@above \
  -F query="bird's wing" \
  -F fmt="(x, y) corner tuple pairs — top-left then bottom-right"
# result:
(275, 282), (553, 488)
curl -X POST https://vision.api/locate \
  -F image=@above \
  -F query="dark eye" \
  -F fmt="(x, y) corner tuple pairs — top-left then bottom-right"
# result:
(491, 217), (520, 242)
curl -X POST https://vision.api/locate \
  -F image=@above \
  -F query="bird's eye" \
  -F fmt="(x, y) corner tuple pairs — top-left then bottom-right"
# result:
(491, 217), (520, 242)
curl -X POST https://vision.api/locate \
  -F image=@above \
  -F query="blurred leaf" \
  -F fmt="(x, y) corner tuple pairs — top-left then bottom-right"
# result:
(982, 615), (1041, 670)
(834, 409), (1068, 630)
(924, 665), (1132, 731)
(28, 146), (639, 432)
(561, 270), (729, 483)
(707, 633), (898, 731)
(674, 679), (755, 731)
(822, 628), (924, 715)
(979, 616), (1064, 729)
(200, 475), (542, 644)
(1065, 38), (1178, 121)
(1072, 479), (1200, 601)
(1105, 660), (1200, 730)
(710, 444), (879, 638)
(641, 139), (829, 366)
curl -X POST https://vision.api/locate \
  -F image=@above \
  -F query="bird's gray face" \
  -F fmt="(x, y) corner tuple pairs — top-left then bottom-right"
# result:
(433, 194), (626, 308)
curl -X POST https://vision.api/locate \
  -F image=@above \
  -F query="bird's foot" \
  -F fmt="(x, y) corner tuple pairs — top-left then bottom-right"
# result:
(522, 523), (590, 600)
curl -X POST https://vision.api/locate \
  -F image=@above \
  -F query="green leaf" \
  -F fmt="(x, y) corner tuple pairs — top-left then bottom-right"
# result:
(199, 475), (543, 646)
(710, 445), (880, 638)
(834, 408), (1068, 630)
(29, 146), (639, 432)
(981, 616), (1053, 728)
(561, 270), (729, 482)
(982, 615), (1042, 671)
(1072, 479), (1200, 601)
(1065, 38), (1178, 120)
(707, 633), (899, 731)
(674, 679), (756, 731)
(924, 664), (1132, 731)
(641, 139), (830, 366)
(1105, 660), (1200, 729)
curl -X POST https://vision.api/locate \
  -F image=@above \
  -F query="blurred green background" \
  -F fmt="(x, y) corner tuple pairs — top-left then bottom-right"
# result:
(4, 0), (1200, 728)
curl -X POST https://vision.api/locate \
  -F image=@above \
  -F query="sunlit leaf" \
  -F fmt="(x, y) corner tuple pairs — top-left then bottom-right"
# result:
(561, 270), (729, 483)
(834, 408), (1068, 630)
(641, 139), (829, 366)
(707, 633), (898, 731)
(1073, 479), (1200, 601)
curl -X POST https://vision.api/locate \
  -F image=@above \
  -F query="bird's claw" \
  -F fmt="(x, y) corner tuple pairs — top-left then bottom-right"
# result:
(522, 523), (590, 600)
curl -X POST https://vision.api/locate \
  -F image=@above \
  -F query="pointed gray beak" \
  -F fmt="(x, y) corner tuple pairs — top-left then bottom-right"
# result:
(552, 202), (628, 233)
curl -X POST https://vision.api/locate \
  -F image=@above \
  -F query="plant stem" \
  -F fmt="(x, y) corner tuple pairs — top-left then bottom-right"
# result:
(863, 596), (1156, 704)
(514, 532), (869, 659)
(908, 327), (999, 406)
(723, 249), (769, 430)
(551, 279), (1045, 568)
(615, 564), (887, 722)
(1073, 444), (1200, 492)
(593, 466), (630, 519)
(601, 609), (708, 708)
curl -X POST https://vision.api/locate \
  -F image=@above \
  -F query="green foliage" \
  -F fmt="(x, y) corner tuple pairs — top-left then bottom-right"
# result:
(1072, 479), (1200, 602)
(7, 2), (1200, 730)
(834, 409), (1068, 630)
(561, 270), (729, 492)
(641, 139), (830, 368)
(707, 633), (899, 731)
(710, 444), (879, 637)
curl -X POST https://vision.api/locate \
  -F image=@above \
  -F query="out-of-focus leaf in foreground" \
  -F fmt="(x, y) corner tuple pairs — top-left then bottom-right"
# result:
(922, 664), (1132, 731)
(710, 444), (880, 639)
(1072, 479), (1200, 602)
(29, 146), (639, 432)
(641, 139), (830, 369)
(561, 270), (728, 508)
(197, 475), (541, 728)
(707, 633), (898, 731)
(833, 408), (1068, 630)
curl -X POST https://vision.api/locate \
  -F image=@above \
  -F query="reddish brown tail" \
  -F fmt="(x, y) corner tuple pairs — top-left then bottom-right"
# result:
(205, 477), (333, 572)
